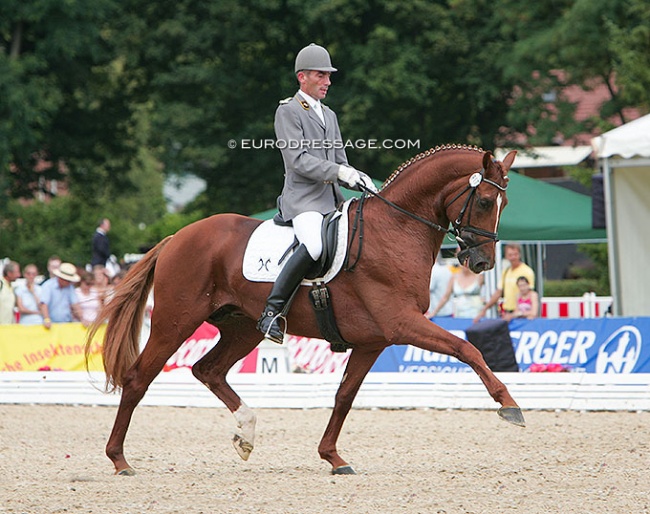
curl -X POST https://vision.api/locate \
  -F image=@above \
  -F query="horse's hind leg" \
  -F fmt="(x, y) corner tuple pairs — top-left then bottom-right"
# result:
(191, 317), (262, 462)
(106, 332), (190, 475)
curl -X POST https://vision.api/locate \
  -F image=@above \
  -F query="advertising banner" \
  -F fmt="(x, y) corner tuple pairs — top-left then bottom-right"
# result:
(371, 317), (650, 374)
(2, 318), (648, 375)
(0, 323), (105, 372)
(0, 322), (273, 374)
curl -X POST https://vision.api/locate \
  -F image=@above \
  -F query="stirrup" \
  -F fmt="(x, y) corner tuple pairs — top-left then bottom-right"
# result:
(257, 311), (286, 345)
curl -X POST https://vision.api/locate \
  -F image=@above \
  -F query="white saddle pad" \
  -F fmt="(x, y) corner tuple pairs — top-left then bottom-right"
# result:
(243, 200), (352, 284)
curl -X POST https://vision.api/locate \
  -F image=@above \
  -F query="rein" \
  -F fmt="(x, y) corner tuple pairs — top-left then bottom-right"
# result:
(344, 168), (507, 271)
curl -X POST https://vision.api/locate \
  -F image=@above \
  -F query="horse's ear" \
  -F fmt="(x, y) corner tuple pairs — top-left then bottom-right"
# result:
(501, 150), (517, 172)
(482, 151), (493, 171)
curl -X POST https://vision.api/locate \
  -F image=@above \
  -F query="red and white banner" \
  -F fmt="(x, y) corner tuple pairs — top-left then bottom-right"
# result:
(163, 323), (259, 373)
(541, 294), (611, 319)
(162, 323), (348, 375)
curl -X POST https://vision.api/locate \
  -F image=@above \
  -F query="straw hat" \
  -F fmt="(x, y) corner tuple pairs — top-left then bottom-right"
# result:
(53, 262), (81, 283)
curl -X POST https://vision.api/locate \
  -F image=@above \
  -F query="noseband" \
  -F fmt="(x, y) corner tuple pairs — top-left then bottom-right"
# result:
(349, 168), (507, 269)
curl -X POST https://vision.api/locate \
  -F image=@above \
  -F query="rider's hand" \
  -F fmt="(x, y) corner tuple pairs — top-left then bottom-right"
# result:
(337, 165), (362, 189)
(358, 172), (378, 193)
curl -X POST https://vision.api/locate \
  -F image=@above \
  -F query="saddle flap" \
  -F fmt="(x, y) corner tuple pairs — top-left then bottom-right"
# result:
(242, 200), (352, 284)
(306, 210), (342, 280)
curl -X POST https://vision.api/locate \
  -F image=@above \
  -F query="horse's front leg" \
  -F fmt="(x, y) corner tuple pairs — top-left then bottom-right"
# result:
(318, 347), (383, 475)
(391, 315), (525, 427)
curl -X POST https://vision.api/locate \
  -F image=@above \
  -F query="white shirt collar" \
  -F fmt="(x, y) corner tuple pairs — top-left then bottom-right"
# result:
(298, 91), (325, 124)
(298, 90), (323, 112)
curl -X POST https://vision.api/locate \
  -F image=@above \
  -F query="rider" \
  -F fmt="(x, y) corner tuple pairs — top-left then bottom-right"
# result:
(257, 43), (377, 344)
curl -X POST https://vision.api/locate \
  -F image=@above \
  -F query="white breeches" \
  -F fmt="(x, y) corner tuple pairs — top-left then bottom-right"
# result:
(292, 211), (324, 261)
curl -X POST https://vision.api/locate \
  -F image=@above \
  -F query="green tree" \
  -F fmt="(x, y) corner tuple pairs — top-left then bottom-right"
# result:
(2, 0), (649, 271)
(1, 2), (167, 265)
(494, 0), (644, 142)
(114, 0), (532, 215)
(0, 0), (142, 201)
(107, 0), (298, 216)
(609, 0), (650, 110)
(0, 148), (166, 269)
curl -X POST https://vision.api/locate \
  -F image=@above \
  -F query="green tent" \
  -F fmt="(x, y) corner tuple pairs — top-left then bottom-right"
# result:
(250, 180), (382, 222)
(252, 173), (606, 244)
(498, 172), (606, 243)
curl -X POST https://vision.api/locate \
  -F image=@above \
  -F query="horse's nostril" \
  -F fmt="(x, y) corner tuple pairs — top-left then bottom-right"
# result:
(471, 259), (491, 273)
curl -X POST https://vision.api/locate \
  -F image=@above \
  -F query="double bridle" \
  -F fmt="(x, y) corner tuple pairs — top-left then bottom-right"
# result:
(346, 167), (507, 270)
(442, 168), (508, 258)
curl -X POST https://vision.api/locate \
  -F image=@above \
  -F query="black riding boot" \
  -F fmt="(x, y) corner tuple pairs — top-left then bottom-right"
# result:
(257, 245), (317, 344)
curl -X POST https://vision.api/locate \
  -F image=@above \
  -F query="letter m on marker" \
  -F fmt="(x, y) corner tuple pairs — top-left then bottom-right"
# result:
(262, 357), (278, 373)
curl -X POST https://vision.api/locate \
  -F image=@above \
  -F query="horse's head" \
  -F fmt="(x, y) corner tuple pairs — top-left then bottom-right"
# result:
(446, 150), (516, 273)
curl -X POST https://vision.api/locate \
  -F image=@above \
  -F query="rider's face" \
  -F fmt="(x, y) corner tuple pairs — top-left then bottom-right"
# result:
(298, 70), (331, 101)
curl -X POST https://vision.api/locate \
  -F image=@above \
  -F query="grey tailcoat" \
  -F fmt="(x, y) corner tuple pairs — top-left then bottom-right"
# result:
(274, 93), (349, 221)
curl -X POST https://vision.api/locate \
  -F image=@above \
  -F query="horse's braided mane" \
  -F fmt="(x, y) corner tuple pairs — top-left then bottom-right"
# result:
(380, 143), (484, 191)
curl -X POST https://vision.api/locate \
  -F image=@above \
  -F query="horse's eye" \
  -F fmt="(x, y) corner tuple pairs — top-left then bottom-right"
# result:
(477, 197), (493, 210)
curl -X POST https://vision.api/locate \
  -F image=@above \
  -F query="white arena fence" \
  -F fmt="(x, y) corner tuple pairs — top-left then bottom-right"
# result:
(2, 369), (649, 412)
(2, 340), (649, 412)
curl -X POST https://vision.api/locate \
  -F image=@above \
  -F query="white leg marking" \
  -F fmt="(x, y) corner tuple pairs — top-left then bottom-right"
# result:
(232, 402), (256, 461)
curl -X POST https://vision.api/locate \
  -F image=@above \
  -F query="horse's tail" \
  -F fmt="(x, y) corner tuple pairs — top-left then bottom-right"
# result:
(85, 236), (174, 392)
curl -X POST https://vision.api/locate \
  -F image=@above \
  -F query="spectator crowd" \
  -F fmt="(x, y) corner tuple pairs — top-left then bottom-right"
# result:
(0, 217), (126, 327)
(427, 243), (539, 324)
(0, 257), (123, 328)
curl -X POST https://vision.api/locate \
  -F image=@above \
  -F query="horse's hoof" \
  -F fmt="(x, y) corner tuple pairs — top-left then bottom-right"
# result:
(115, 467), (136, 476)
(232, 433), (254, 461)
(331, 465), (356, 475)
(498, 406), (526, 427)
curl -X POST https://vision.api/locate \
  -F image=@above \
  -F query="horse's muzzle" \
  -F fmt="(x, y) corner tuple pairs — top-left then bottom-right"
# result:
(458, 246), (494, 273)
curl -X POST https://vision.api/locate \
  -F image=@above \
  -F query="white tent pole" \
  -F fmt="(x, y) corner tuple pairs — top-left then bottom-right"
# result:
(602, 158), (620, 315)
(536, 243), (544, 300)
(482, 240), (502, 319)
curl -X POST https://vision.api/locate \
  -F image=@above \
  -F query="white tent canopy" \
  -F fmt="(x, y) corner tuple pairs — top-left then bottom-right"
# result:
(592, 114), (650, 159)
(495, 145), (593, 168)
(592, 114), (650, 316)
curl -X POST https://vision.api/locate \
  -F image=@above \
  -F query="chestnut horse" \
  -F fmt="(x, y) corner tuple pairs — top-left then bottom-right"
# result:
(87, 144), (524, 476)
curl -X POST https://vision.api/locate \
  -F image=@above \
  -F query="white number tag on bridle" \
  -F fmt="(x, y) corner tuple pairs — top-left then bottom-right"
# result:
(469, 172), (483, 188)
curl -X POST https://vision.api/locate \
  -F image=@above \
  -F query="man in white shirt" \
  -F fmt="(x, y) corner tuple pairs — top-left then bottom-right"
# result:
(0, 261), (21, 324)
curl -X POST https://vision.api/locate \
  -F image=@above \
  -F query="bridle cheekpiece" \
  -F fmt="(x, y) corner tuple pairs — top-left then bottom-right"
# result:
(443, 167), (508, 264)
